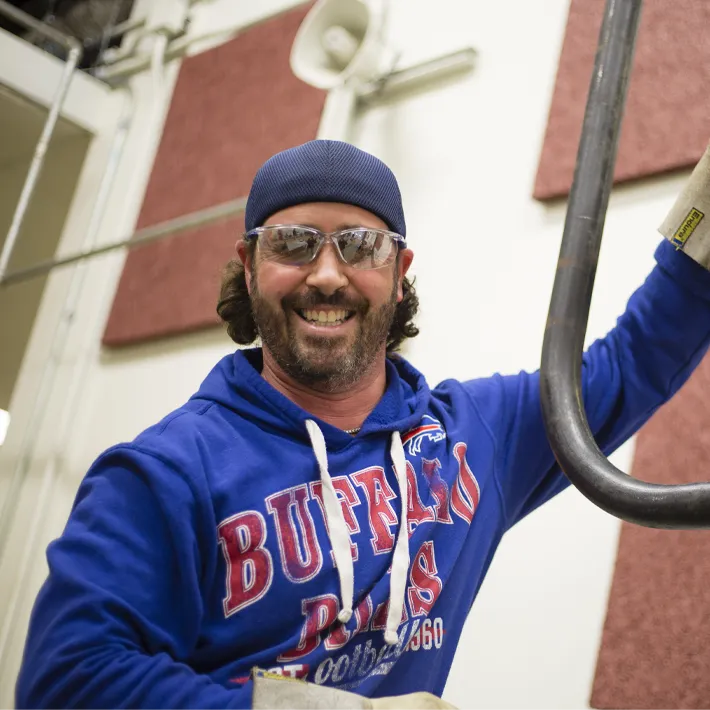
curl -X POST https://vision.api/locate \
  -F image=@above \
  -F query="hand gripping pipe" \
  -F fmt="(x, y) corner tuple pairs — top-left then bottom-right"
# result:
(539, 0), (710, 529)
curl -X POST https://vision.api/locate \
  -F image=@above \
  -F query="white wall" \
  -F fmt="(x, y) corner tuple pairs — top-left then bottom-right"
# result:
(0, 0), (692, 706)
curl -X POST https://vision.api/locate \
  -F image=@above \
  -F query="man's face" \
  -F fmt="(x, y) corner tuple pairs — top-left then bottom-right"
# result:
(238, 202), (414, 392)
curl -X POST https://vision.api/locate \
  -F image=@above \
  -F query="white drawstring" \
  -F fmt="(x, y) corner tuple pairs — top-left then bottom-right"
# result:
(385, 430), (409, 645)
(306, 420), (353, 623)
(304, 421), (409, 643)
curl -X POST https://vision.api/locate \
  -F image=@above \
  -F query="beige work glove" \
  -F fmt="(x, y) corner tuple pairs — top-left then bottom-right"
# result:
(251, 669), (457, 709)
(371, 692), (457, 709)
(659, 139), (710, 269)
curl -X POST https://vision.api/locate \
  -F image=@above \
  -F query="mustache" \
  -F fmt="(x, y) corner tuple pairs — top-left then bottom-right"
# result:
(282, 290), (368, 313)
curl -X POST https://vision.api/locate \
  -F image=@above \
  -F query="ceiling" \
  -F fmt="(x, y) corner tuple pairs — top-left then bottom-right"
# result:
(0, 83), (88, 168)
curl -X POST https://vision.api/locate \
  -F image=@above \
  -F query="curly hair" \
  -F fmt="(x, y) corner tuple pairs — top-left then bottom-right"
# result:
(216, 252), (420, 353)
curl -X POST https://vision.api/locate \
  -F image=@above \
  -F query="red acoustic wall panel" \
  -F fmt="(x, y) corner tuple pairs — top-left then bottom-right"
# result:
(102, 2), (325, 347)
(101, 216), (244, 347)
(591, 355), (710, 708)
(534, 0), (710, 201)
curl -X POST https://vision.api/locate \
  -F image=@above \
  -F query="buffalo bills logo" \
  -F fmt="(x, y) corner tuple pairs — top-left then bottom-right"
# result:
(402, 415), (447, 456)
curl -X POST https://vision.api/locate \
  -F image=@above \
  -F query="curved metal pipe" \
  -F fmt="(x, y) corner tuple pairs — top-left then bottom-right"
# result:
(539, 0), (710, 529)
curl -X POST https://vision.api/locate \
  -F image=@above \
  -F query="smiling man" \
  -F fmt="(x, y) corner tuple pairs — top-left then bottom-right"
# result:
(16, 140), (710, 709)
(249, 205), (406, 373)
(235, 200), (413, 430)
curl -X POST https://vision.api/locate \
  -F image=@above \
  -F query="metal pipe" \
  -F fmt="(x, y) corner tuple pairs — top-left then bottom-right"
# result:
(358, 48), (477, 105)
(0, 0), (82, 51)
(0, 27), (176, 635)
(151, 33), (169, 103)
(82, 3), (143, 75)
(104, 15), (147, 42)
(0, 89), (135, 571)
(93, 3), (304, 84)
(0, 45), (82, 280)
(539, 0), (710, 528)
(92, 24), (166, 70)
(0, 32), (172, 593)
(0, 198), (247, 287)
(0, 0), (83, 281)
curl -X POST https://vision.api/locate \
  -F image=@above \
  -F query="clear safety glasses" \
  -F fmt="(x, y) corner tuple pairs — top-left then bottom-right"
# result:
(243, 225), (406, 270)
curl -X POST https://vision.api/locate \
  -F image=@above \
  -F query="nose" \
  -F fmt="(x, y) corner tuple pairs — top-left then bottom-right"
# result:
(305, 242), (349, 296)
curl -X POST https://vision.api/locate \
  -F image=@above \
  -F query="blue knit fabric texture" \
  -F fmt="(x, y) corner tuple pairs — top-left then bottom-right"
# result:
(245, 140), (406, 237)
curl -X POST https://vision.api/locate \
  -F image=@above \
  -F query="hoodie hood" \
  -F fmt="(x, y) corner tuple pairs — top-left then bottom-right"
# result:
(192, 348), (431, 447)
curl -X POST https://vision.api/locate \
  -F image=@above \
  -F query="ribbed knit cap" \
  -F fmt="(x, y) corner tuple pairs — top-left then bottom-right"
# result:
(245, 140), (406, 237)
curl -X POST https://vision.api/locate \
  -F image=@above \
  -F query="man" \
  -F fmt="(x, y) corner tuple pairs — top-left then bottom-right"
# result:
(16, 140), (710, 708)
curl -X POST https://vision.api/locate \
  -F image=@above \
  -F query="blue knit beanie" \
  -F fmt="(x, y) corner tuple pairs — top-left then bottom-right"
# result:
(245, 140), (406, 237)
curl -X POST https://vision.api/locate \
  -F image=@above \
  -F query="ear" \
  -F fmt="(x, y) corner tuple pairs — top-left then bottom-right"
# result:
(396, 248), (414, 302)
(236, 239), (254, 294)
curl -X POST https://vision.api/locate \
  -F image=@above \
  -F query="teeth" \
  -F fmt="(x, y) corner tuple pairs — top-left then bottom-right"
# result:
(301, 309), (350, 325)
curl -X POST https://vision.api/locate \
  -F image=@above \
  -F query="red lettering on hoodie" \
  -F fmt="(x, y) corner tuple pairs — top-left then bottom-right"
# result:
(267, 484), (323, 583)
(218, 511), (273, 616)
(405, 461), (435, 533)
(450, 443), (480, 524)
(278, 594), (340, 661)
(408, 541), (443, 616)
(352, 467), (398, 554)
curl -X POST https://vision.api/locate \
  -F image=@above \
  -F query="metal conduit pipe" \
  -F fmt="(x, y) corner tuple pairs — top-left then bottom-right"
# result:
(92, 5), (301, 84)
(357, 48), (477, 106)
(0, 198), (248, 287)
(0, 35), (179, 649)
(0, 0), (83, 281)
(0, 0), (82, 51)
(539, 0), (710, 528)
(0, 89), (135, 574)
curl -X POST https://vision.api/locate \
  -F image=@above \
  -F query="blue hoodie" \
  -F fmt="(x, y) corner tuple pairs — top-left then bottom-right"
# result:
(16, 240), (710, 708)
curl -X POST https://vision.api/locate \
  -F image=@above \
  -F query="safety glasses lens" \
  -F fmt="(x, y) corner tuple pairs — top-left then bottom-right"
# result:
(259, 227), (319, 265)
(337, 229), (395, 269)
(255, 227), (399, 269)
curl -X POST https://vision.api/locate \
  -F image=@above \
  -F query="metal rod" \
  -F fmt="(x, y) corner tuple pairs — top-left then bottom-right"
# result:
(0, 0), (82, 50)
(0, 0), (83, 281)
(0, 41), (166, 582)
(0, 90), (135, 571)
(85, 1), (139, 74)
(358, 48), (477, 105)
(539, 0), (710, 528)
(104, 15), (147, 42)
(0, 198), (247, 287)
(93, 3), (304, 84)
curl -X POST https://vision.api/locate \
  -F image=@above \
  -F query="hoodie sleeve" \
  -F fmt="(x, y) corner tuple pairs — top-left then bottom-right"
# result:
(463, 239), (710, 529)
(15, 445), (252, 709)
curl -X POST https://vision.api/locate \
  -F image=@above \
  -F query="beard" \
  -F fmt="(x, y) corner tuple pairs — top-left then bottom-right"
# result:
(250, 272), (398, 393)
